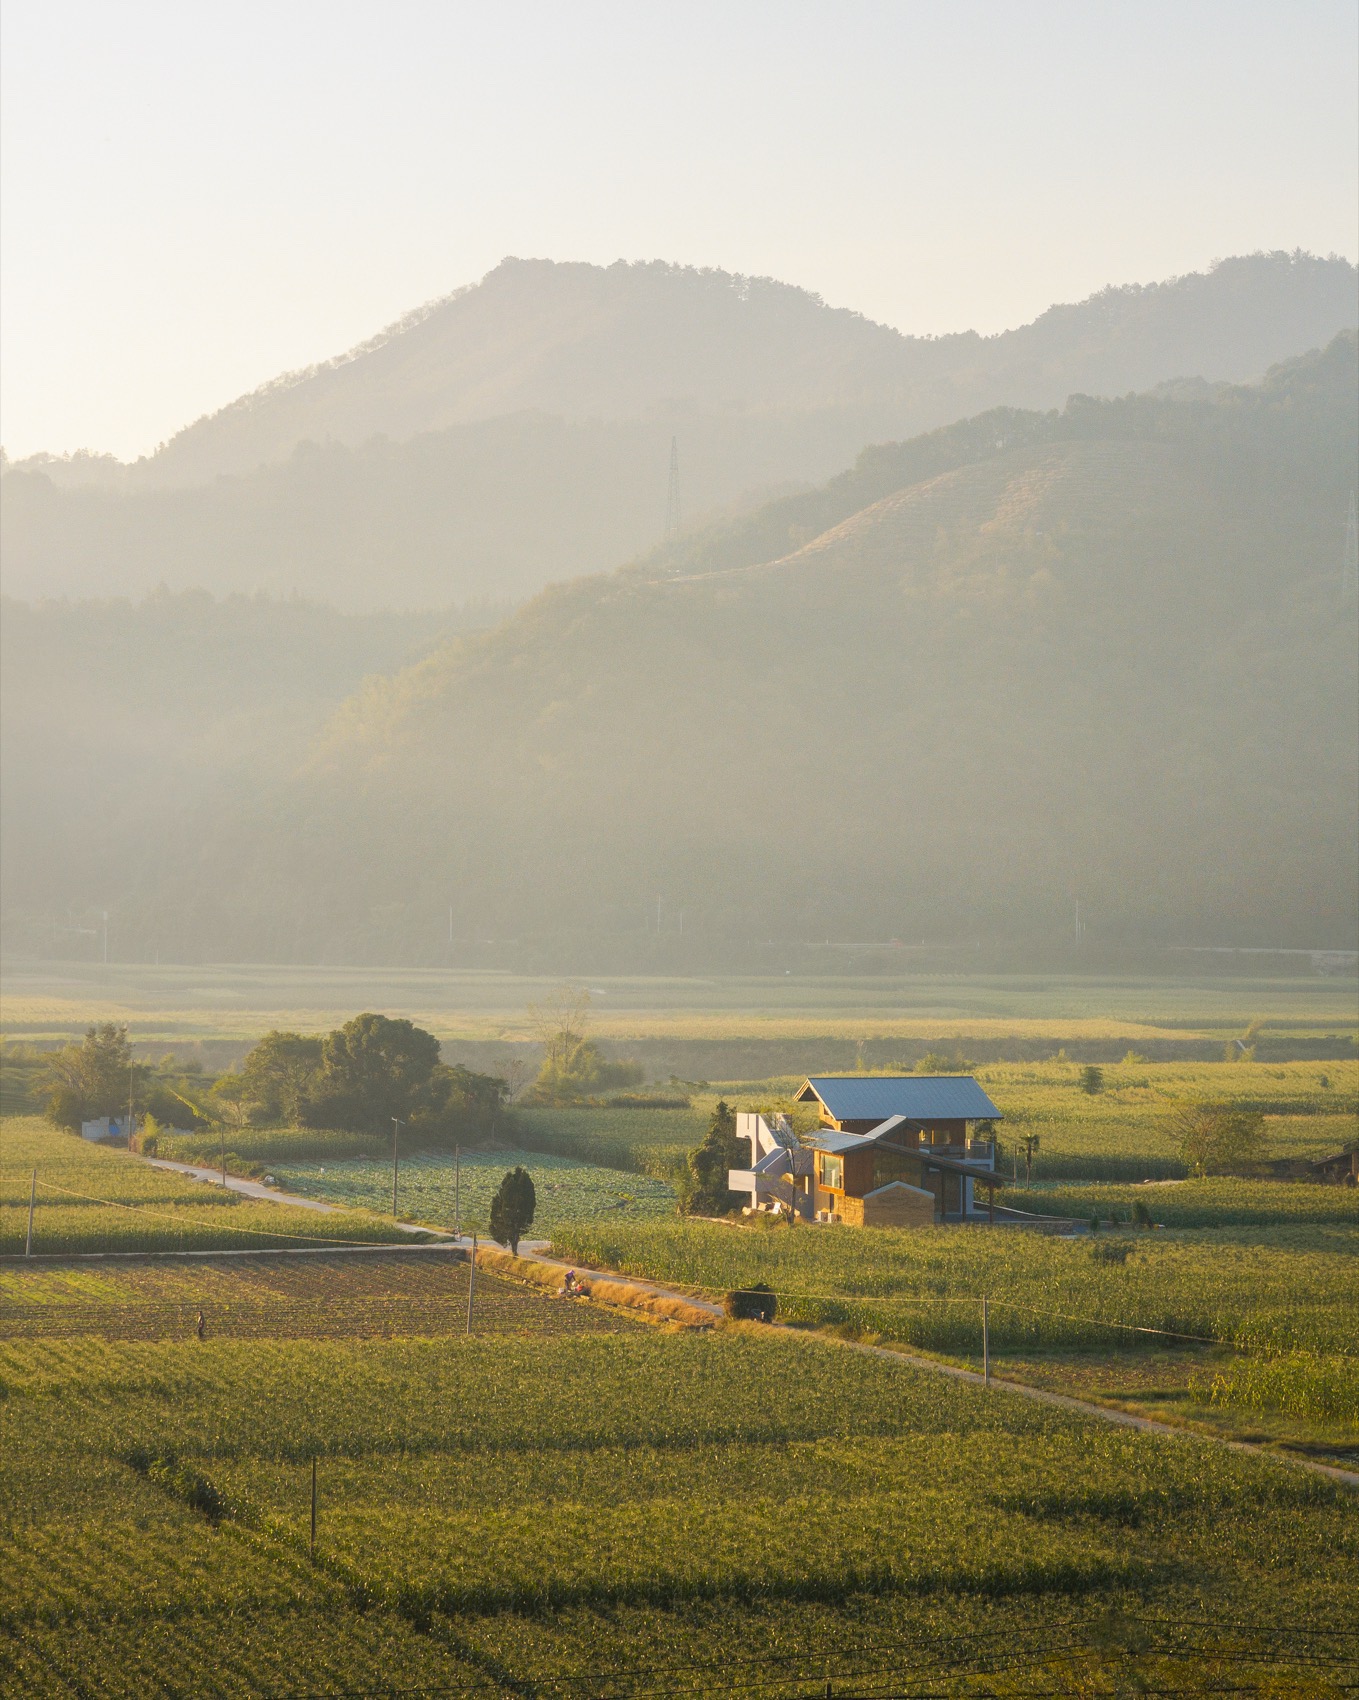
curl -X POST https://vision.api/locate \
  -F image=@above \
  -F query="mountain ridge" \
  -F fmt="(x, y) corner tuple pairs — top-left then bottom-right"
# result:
(16, 335), (1344, 968)
(10, 249), (1354, 490)
(5, 254), (1354, 612)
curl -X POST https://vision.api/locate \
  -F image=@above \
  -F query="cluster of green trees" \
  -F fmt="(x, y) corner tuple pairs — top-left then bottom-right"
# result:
(37, 1023), (144, 1133)
(522, 987), (645, 1104)
(233, 1014), (507, 1140)
(37, 1014), (507, 1146)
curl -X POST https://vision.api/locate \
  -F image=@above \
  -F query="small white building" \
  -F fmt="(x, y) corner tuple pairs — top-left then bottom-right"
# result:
(81, 1116), (129, 1143)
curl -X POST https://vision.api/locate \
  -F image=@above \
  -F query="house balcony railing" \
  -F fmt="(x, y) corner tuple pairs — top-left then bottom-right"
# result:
(915, 1139), (996, 1168)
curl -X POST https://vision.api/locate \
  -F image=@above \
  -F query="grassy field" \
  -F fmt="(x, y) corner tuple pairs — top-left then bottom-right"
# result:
(514, 1102), (706, 1180)
(1009, 1176), (1359, 1230)
(0, 1118), (418, 1256)
(260, 1147), (677, 1233)
(1, 1311), (1354, 1696)
(4, 960), (1355, 1048)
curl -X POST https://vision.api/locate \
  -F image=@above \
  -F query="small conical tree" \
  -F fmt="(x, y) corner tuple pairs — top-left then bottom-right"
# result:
(685, 1100), (740, 1216)
(489, 1166), (537, 1255)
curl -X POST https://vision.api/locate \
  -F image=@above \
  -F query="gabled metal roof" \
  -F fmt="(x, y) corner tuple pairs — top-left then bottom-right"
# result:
(797, 1075), (1002, 1123)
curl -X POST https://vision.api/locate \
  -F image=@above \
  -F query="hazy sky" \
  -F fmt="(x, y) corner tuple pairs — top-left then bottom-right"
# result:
(2, 0), (1356, 461)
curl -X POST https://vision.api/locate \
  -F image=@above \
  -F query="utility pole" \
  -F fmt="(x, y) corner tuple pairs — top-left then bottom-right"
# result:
(310, 1457), (318, 1561)
(982, 1295), (990, 1387)
(25, 1168), (36, 1256)
(663, 437), (681, 545)
(391, 1119), (403, 1217)
(466, 1234), (477, 1333)
(656, 895), (663, 934)
(128, 1061), (136, 1152)
(102, 911), (109, 966)
(448, 905), (454, 946)
(1343, 489), (1358, 603)
(454, 1145), (461, 1236)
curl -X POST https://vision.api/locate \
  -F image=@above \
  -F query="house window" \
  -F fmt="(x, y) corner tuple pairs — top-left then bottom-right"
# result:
(820, 1154), (843, 1190)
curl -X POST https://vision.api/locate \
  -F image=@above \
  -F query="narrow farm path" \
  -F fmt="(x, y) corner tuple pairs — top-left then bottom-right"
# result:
(147, 1158), (341, 1211)
(146, 1156), (441, 1237)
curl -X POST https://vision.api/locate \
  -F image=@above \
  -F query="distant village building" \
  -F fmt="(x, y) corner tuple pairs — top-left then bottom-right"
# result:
(1306, 1147), (1359, 1186)
(728, 1075), (1004, 1226)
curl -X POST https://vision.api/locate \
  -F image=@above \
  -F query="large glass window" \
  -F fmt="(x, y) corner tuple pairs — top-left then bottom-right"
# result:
(820, 1154), (844, 1190)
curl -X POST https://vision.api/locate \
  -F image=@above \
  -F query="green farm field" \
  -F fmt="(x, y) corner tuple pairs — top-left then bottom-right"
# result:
(252, 1145), (677, 1233)
(1, 1313), (1355, 1697)
(546, 1212), (1359, 1456)
(0, 1253), (626, 1343)
(0, 1118), (419, 1256)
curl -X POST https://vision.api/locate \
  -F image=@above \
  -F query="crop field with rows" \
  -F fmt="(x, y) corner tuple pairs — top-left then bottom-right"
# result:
(0, 1320), (1355, 1697)
(1008, 1175), (1359, 1231)
(0, 1252), (630, 1343)
(514, 1103), (704, 1181)
(0, 1118), (414, 1255)
(968, 1058), (1357, 1180)
(548, 1213), (1359, 1446)
(268, 1145), (677, 1232)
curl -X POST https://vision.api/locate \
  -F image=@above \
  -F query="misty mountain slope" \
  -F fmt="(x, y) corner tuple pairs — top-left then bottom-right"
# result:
(2, 252), (1353, 611)
(0, 593), (475, 933)
(0, 411), (837, 609)
(106, 336), (1356, 966)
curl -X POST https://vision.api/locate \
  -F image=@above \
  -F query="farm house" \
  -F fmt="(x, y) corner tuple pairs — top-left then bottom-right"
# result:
(728, 1075), (1004, 1226)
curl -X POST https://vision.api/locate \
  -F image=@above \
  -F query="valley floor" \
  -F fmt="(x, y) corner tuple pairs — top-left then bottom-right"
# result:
(1, 1258), (1355, 1699)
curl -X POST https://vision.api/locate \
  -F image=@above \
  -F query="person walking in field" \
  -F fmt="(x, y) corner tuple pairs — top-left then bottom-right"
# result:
(195, 1310), (206, 1340)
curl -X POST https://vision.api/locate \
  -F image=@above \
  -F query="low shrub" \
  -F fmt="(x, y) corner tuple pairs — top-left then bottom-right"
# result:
(725, 1284), (777, 1322)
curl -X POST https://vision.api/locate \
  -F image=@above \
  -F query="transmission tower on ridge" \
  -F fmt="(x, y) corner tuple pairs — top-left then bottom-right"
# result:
(663, 437), (681, 545)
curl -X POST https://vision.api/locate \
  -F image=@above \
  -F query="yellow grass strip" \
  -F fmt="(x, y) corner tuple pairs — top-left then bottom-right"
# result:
(473, 1244), (715, 1326)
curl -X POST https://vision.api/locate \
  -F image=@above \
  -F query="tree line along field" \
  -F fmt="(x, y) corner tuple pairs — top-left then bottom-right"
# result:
(1, 1324), (1355, 1697)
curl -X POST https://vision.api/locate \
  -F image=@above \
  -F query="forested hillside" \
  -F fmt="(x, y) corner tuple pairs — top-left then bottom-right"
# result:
(16, 337), (1351, 968)
(3, 252), (1353, 609)
(0, 592), (478, 948)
